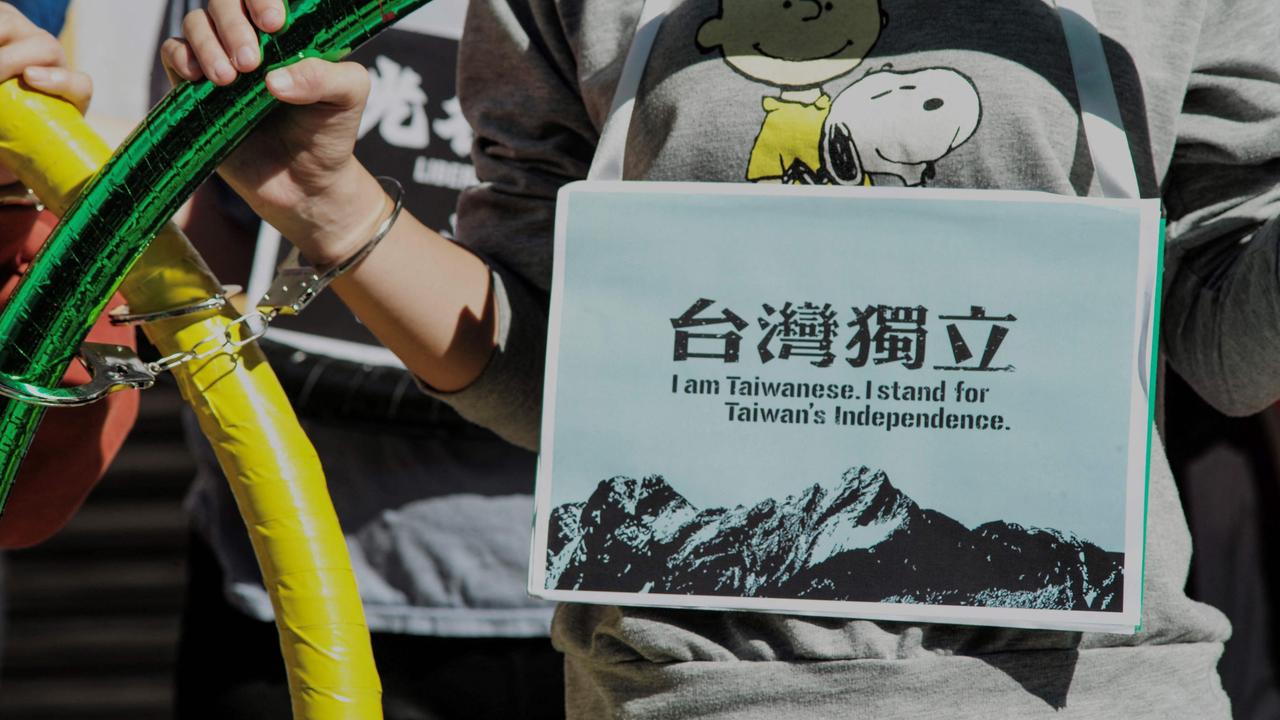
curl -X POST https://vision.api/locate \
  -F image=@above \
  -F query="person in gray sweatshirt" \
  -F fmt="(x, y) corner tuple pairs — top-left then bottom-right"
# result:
(161, 0), (1278, 716)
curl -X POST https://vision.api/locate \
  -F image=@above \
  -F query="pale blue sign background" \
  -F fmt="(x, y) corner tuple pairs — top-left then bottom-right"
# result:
(546, 186), (1148, 552)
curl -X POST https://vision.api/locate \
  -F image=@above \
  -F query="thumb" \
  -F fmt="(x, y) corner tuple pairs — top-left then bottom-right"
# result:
(265, 58), (369, 111)
(22, 66), (93, 115)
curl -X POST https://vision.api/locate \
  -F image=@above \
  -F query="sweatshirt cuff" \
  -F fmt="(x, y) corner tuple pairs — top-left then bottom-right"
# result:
(414, 266), (545, 451)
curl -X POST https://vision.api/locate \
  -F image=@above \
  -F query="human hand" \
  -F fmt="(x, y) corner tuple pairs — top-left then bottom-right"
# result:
(159, 0), (387, 266)
(0, 2), (93, 185)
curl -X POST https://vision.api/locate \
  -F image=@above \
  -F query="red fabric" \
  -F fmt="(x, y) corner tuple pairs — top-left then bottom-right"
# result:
(0, 208), (139, 548)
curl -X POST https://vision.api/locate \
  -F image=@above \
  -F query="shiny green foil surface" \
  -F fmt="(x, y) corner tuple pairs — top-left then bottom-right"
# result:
(0, 0), (432, 511)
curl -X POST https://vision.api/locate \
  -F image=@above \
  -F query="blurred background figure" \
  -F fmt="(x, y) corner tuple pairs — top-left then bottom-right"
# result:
(6, 0), (67, 34)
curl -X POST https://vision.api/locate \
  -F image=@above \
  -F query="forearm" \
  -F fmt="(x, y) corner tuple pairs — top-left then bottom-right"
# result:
(290, 165), (547, 449)
(0, 212), (138, 547)
(320, 165), (498, 394)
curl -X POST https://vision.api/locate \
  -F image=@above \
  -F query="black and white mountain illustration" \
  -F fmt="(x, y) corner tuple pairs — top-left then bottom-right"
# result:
(547, 467), (1123, 612)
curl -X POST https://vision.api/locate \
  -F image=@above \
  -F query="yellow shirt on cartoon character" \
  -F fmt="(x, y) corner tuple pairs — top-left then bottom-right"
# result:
(747, 94), (831, 182)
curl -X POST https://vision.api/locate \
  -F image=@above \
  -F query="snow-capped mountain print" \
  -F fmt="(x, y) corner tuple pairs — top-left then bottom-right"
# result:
(547, 467), (1123, 611)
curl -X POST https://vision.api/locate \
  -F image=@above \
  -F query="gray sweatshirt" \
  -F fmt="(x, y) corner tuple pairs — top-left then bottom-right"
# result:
(429, 0), (1280, 716)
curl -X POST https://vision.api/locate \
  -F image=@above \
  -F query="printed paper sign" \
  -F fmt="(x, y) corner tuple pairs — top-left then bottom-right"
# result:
(532, 182), (1162, 634)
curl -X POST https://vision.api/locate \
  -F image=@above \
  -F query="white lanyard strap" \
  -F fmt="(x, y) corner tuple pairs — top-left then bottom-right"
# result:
(1055, 0), (1139, 198)
(589, 0), (1140, 198)
(586, 0), (673, 181)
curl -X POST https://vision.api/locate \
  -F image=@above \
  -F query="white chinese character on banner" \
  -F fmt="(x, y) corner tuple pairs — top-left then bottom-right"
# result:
(359, 55), (430, 150)
(433, 96), (474, 158)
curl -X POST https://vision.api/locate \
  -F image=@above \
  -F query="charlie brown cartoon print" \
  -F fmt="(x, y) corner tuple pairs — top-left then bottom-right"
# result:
(697, 0), (887, 183)
(697, 0), (982, 186)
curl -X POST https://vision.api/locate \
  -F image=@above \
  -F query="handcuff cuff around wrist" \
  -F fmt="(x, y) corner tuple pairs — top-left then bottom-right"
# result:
(0, 175), (404, 408)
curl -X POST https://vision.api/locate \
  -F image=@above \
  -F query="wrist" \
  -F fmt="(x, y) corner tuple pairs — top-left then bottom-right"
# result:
(278, 163), (390, 267)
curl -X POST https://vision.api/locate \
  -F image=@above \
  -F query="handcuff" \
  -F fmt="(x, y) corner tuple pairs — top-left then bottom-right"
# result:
(0, 183), (41, 209)
(0, 176), (404, 408)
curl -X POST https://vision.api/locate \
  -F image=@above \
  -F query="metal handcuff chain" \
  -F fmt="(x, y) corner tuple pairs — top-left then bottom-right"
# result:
(142, 305), (272, 375)
(0, 176), (404, 407)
